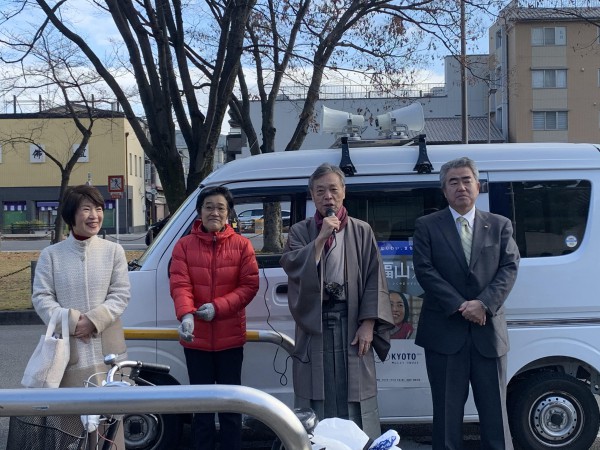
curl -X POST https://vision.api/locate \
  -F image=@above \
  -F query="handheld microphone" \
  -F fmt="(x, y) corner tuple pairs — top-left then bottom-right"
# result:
(325, 208), (336, 235)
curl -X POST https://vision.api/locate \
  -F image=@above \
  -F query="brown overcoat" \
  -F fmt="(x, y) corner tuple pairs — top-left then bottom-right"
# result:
(280, 216), (393, 402)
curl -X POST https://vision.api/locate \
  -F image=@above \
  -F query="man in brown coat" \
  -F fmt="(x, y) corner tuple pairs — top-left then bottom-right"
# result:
(280, 163), (393, 439)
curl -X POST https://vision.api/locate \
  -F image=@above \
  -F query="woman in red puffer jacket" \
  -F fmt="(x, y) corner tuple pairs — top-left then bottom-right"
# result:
(169, 186), (259, 450)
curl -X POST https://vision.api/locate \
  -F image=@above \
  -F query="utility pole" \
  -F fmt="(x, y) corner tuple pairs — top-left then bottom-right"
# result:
(461, 0), (468, 144)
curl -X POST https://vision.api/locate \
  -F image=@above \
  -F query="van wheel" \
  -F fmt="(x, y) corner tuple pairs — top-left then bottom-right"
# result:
(123, 412), (182, 450)
(508, 372), (599, 450)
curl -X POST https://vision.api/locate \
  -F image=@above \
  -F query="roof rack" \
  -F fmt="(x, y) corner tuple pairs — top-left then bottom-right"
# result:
(337, 134), (433, 176)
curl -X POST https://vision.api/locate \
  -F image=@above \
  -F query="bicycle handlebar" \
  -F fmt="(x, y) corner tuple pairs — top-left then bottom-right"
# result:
(138, 361), (171, 374)
(105, 360), (171, 384)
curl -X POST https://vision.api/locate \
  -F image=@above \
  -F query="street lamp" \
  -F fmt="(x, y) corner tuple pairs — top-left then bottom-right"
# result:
(488, 88), (498, 143)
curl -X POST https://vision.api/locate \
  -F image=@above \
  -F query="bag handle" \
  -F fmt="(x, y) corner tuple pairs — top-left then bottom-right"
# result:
(46, 308), (69, 339)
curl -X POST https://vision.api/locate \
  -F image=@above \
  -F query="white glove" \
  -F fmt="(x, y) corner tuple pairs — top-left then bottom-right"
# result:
(178, 313), (194, 341)
(196, 303), (215, 322)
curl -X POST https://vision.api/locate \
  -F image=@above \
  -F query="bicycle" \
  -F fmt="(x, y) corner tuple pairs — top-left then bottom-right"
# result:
(6, 355), (171, 450)
(82, 354), (172, 450)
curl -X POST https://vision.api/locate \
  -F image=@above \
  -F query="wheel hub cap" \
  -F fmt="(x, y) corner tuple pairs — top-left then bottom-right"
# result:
(533, 396), (578, 441)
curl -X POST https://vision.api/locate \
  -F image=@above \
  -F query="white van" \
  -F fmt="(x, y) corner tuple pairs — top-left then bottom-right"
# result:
(123, 141), (600, 450)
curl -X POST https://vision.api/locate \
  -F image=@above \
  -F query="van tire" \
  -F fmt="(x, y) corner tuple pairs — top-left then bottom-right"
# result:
(123, 412), (182, 450)
(125, 372), (184, 450)
(508, 372), (599, 450)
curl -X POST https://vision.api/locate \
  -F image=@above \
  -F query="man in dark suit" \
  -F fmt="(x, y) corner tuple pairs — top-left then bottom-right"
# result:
(413, 156), (520, 450)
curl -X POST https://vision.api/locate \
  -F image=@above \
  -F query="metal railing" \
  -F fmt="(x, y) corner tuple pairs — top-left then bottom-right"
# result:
(0, 385), (311, 450)
(271, 82), (447, 100)
(124, 327), (296, 356)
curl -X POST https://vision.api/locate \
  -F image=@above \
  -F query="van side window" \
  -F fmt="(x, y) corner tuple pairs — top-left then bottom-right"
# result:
(231, 191), (305, 268)
(489, 180), (591, 257)
(344, 184), (446, 241)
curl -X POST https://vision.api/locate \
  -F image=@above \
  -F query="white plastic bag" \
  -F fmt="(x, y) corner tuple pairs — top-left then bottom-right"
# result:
(368, 429), (401, 450)
(311, 434), (353, 450)
(312, 418), (369, 449)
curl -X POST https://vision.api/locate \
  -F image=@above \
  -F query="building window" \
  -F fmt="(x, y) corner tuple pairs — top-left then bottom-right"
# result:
(29, 144), (45, 163)
(531, 27), (566, 46)
(533, 111), (568, 130)
(532, 69), (567, 88)
(129, 153), (133, 175)
(0, 144), (2, 163)
(71, 143), (89, 163)
(3, 201), (27, 227)
(134, 155), (138, 177)
(495, 29), (502, 49)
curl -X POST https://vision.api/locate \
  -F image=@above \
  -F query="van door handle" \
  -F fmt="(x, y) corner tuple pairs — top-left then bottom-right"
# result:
(275, 285), (288, 294)
(273, 284), (289, 306)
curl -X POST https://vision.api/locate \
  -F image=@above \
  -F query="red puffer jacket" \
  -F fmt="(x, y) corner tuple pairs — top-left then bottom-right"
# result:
(169, 220), (259, 351)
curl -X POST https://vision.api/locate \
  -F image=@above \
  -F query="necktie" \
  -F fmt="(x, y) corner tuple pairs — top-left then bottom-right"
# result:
(457, 217), (472, 264)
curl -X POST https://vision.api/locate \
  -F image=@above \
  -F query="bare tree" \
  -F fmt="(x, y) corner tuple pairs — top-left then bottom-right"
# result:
(0, 0), (256, 211)
(228, 0), (502, 251)
(0, 32), (114, 243)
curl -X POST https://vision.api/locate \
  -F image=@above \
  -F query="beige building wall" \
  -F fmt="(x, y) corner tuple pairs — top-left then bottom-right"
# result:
(566, 23), (600, 144)
(123, 121), (147, 232)
(0, 114), (147, 232)
(507, 23), (533, 142)
(0, 117), (127, 186)
(498, 13), (600, 144)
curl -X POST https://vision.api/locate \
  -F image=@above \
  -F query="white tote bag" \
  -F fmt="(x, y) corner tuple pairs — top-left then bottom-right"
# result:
(21, 308), (70, 388)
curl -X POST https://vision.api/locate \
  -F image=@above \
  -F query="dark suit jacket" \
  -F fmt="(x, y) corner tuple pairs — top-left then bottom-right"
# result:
(413, 207), (520, 358)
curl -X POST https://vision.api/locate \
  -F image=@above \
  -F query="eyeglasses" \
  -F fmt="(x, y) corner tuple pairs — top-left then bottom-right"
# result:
(202, 205), (228, 214)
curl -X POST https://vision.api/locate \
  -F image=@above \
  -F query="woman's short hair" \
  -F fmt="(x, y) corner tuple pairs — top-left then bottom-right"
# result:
(61, 185), (105, 229)
(308, 163), (346, 191)
(196, 186), (234, 213)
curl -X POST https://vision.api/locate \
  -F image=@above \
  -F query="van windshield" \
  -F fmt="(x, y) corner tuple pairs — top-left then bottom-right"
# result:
(133, 188), (200, 269)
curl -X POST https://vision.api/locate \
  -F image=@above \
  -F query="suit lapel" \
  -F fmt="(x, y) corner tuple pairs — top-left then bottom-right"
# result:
(470, 209), (489, 268)
(436, 208), (469, 272)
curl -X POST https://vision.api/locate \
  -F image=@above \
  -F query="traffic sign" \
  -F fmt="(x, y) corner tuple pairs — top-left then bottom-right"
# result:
(110, 192), (123, 199)
(108, 175), (124, 193)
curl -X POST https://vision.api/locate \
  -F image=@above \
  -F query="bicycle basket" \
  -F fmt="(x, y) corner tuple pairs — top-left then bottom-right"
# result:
(6, 416), (87, 450)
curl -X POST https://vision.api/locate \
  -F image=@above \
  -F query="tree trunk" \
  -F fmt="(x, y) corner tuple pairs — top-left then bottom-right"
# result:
(284, 54), (329, 151)
(52, 173), (71, 244)
(262, 202), (284, 253)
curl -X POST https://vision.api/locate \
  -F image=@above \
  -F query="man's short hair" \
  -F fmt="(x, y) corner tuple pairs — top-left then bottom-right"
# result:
(308, 163), (346, 191)
(439, 156), (479, 187)
(61, 185), (105, 229)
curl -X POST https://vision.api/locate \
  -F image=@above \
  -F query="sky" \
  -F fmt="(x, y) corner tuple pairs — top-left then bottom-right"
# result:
(2, 0), (496, 134)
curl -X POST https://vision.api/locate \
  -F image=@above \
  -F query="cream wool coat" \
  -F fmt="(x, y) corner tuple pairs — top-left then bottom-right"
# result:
(32, 234), (130, 387)
(280, 217), (394, 403)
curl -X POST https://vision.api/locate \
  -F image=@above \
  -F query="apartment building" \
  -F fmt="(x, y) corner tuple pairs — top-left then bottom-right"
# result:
(0, 107), (147, 233)
(490, 2), (600, 143)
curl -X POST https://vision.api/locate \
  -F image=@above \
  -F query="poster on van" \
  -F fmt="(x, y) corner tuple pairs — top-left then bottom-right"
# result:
(376, 240), (428, 388)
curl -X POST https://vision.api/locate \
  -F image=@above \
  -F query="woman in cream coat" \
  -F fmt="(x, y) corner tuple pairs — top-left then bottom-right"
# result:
(32, 184), (130, 443)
